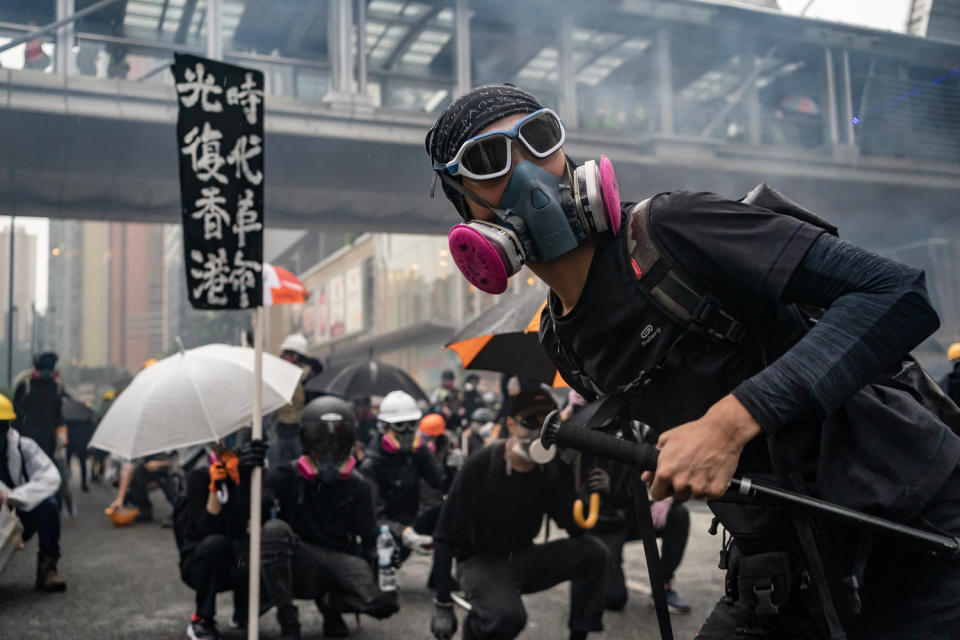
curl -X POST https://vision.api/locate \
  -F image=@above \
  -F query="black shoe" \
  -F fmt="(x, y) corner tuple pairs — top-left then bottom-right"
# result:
(323, 611), (349, 638)
(187, 613), (220, 640)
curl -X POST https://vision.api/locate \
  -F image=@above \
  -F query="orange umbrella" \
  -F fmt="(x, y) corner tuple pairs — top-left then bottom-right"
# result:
(445, 289), (568, 388)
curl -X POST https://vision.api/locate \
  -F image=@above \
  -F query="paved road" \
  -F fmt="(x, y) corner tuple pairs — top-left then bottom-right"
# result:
(0, 474), (725, 639)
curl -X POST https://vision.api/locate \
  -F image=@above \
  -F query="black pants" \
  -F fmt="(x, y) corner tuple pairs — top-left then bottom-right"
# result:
(128, 464), (178, 514)
(18, 497), (60, 559)
(457, 536), (609, 640)
(67, 444), (88, 489)
(260, 519), (396, 619)
(180, 534), (247, 622)
(595, 501), (690, 611)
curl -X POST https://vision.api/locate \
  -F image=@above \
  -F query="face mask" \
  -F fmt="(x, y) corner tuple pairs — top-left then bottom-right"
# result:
(297, 455), (356, 484)
(381, 431), (421, 454)
(447, 157), (621, 294)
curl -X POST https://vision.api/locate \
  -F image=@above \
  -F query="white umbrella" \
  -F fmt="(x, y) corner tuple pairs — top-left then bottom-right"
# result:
(89, 343), (303, 459)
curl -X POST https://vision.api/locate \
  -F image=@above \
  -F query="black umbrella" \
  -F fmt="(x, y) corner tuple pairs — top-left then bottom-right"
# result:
(62, 397), (97, 423)
(304, 359), (428, 403)
(445, 288), (565, 387)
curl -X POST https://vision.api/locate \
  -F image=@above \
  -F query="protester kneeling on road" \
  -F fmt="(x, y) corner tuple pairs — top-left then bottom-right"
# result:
(590, 460), (691, 614)
(108, 452), (178, 523)
(0, 393), (66, 592)
(175, 432), (266, 640)
(430, 389), (608, 640)
(359, 390), (445, 563)
(262, 396), (398, 640)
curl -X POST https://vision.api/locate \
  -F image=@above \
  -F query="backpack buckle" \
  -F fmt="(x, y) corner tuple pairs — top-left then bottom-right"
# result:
(724, 320), (749, 344)
(752, 581), (780, 615)
(693, 298), (714, 323)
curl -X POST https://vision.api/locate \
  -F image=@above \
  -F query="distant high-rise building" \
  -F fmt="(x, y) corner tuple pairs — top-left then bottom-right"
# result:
(107, 222), (165, 372)
(46, 220), (83, 360)
(0, 224), (38, 348)
(162, 224), (186, 353)
(81, 222), (110, 367)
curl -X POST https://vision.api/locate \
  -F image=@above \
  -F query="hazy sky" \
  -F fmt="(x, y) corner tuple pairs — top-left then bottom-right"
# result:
(2, 0), (917, 313)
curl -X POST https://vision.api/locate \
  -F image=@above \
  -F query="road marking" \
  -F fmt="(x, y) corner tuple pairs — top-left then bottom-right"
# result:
(626, 579), (652, 594)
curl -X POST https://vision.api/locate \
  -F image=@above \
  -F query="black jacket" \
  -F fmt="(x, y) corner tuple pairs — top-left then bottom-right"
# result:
(359, 436), (445, 539)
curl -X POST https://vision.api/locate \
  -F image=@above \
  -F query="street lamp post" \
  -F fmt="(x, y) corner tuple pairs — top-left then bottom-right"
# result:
(7, 216), (14, 388)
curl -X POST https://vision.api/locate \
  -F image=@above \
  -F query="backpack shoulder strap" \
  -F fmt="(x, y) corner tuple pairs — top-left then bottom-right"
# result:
(625, 198), (756, 347)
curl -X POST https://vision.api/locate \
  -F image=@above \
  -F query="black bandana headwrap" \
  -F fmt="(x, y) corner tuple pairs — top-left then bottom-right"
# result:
(425, 84), (543, 217)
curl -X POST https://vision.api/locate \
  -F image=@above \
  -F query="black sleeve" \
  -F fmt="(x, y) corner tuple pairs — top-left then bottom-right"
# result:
(432, 540), (456, 603)
(546, 462), (580, 536)
(186, 468), (222, 540)
(416, 447), (446, 490)
(350, 479), (379, 556)
(433, 456), (476, 548)
(649, 191), (825, 310)
(732, 234), (940, 436)
(358, 458), (404, 538)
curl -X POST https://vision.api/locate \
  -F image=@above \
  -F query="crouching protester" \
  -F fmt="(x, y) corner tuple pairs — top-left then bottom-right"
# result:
(429, 389), (608, 640)
(359, 390), (445, 563)
(176, 432), (267, 640)
(261, 396), (398, 640)
(0, 393), (66, 591)
(425, 84), (960, 639)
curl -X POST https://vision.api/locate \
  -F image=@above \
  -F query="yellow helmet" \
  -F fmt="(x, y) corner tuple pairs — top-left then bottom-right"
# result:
(102, 390), (116, 401)
(0, 394), (15, 422)
(949, 343), (960, 361)
(141, 358), (159, 370)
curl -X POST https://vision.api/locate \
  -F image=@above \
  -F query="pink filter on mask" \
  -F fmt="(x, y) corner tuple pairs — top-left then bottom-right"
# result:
(598, 156), (621, 235)
(381, 432), (401, 454)
(449, 226), (509, 294)
(296, 455), (318, 482)
(339, 456), (356, 478)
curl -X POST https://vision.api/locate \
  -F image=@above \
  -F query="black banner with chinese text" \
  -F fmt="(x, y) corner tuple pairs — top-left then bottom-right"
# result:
(172, 53), (264, 309)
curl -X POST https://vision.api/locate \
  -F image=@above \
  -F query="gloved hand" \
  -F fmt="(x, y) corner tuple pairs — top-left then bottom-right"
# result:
(586, 468), (611, 495)
(402, 526), (434, 555)
(446, 448), (464, 470)
(650, 497), (673, 529)
(209, 461), (229, 493)
(430, 601), (458, 640)
(238, 439), (268, 472)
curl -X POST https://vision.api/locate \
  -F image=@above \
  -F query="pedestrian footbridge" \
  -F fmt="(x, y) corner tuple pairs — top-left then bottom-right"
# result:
(1, 0), (959, 248)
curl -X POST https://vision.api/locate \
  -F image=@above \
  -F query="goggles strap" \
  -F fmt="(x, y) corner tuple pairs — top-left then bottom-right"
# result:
(437, 171), (510, 222)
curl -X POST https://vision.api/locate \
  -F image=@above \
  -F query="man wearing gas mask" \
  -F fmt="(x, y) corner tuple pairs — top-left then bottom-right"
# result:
(261, 396), (398, 640)
(359, 390), (445, 562)
(429, 389), (607, 640)
(426, 84), (960, 638)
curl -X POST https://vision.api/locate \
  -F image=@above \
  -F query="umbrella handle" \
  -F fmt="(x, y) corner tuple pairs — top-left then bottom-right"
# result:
(573, 492), (600, 529)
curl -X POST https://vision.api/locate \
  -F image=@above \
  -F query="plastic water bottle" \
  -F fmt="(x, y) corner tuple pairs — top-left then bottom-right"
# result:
(377, 525), (397, 592)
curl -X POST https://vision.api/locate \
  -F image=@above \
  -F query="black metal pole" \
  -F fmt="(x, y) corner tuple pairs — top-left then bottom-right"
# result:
(7, 216), (15, 387)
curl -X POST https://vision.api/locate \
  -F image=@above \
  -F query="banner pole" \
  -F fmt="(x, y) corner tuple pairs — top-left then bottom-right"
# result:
(248, 304), (264, 638)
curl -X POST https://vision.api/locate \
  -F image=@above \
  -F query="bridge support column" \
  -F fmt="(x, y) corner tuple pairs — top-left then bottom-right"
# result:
(55, 0), (75, 76)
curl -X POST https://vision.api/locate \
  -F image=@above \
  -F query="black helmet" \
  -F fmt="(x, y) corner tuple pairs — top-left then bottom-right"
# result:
(470, 407), (497, 424)
(301, 396), (357, 461)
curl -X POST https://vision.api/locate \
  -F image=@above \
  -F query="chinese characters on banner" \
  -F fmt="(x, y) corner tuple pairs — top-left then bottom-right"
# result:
(172, 53), (265, 309)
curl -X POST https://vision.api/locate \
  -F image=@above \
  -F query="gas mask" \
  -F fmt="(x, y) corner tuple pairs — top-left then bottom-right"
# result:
(447, 157), (621, 294)
(509, 416), (556, 464)
(381, 422), (422, 454)
(297, 454), (356, 485)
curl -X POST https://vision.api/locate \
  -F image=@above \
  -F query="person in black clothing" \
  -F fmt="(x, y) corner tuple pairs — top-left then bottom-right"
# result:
(461, 407), (500, 458)
(430, 389), (608, 640)
(261, 396), (398, 640)
(178, 436), (267, 640)
(590, 459), (690, 613)
(461, 374), (484, 417)
(13, 352), (65, 460)
(359, 390), (445, 562)
(425, 84), (960, 638)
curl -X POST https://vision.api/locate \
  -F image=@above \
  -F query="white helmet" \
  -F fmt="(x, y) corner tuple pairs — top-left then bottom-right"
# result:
(280, 334), (308, 357)
(378, 390), (422, 424)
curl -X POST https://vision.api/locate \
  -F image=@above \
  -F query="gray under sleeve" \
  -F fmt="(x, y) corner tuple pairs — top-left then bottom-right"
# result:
(732, 234), (940, 436)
